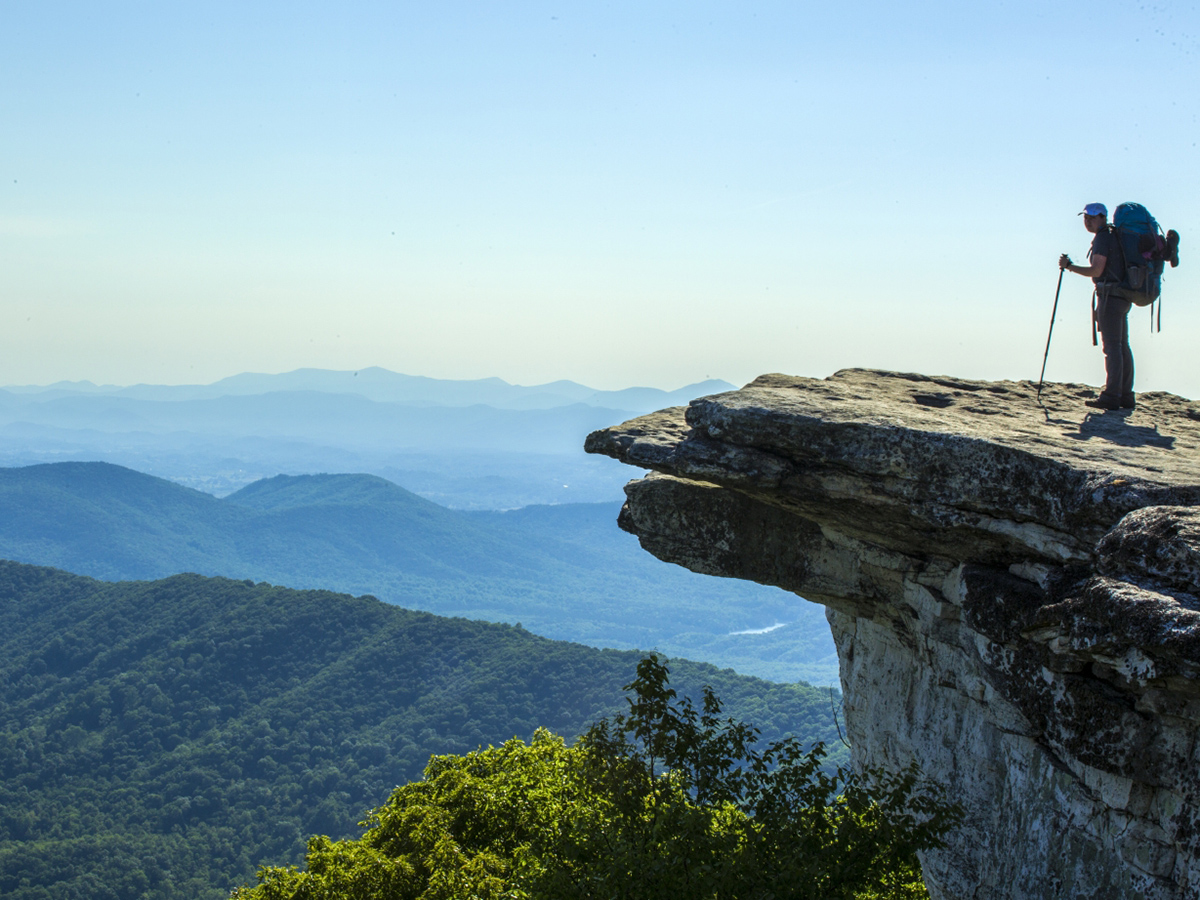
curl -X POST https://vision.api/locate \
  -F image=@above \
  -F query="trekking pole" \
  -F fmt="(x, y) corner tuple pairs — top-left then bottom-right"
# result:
(1037, 267), (1065, 401)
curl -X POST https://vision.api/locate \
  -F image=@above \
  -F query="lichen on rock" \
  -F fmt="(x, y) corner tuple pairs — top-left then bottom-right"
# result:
(585, 369), (1200, 900)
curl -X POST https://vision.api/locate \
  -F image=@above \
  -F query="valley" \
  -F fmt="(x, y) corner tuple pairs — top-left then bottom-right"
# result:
(0, 461), (838, 685)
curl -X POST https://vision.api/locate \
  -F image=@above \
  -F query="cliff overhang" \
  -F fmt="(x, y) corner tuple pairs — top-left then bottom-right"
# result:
(586, 369), (1200, 900)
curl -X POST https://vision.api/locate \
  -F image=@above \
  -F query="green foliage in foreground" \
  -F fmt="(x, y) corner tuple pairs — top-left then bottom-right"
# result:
(237, 656), (957, 900)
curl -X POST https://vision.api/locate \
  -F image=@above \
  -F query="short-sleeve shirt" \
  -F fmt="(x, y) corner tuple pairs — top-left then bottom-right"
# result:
(1089, 227), (1124, 284)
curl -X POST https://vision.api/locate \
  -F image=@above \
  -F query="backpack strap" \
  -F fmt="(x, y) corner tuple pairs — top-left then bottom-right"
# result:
(1108, 223), (1127, 282)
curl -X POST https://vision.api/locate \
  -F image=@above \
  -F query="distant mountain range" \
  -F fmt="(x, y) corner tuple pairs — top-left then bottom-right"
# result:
(2, 367), (735, 411)
(0, 462), (838, 684)
(0, 367), (737, 507)
(1, 367), (735, 410)
(0, 560), (840, 900)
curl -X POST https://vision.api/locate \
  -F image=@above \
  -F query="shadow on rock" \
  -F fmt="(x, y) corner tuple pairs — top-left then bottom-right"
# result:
(1044, 410), (1176, 449)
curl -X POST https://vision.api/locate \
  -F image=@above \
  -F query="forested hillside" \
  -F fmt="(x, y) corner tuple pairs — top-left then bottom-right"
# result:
(0, 561), (842, 900)
(0, 462), (837, 683)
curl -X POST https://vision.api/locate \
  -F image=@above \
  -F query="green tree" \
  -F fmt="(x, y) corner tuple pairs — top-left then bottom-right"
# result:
(235, 655), (957, 900)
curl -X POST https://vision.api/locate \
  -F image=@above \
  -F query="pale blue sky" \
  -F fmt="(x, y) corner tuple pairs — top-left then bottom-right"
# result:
(3, 2), (1198, 395)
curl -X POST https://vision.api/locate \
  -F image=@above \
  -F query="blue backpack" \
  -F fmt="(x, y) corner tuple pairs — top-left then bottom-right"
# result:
(1111, 203), (1180, 321)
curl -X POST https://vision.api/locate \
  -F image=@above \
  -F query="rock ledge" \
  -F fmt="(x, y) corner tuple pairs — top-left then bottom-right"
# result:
(586, 369), (1200, 900)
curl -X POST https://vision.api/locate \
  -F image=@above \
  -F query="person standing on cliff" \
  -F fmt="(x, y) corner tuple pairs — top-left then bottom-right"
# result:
(1059, 202), (1135, 411)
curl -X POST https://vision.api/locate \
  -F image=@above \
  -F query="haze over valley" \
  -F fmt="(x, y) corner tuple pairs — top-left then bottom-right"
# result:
(0, 367), (733, 507)
(0, 368), (837, 685)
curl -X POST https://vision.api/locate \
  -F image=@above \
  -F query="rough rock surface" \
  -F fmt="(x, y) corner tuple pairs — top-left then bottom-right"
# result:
(585, 369), (1200, 900)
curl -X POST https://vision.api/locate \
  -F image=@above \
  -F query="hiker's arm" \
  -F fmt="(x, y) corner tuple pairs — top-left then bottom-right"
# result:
(1059, 253), (1106, 278)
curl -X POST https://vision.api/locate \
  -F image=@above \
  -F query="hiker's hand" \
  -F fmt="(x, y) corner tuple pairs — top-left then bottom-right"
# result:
(1059, 254), (1072, 270)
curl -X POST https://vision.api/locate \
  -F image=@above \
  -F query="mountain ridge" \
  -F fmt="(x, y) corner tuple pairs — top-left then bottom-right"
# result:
(0, 369), (736, 506)
(1, 367), (736, 411)
(0, 461), (838, 684)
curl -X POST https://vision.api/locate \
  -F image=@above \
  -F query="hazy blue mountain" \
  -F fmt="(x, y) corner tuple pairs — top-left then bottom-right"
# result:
(159, 367), (734, 410)
(0, 462), (838, 684)
(0, 560), (841, 900)
(0, 391), (634, 452)
(0, 368), (735, 506)
(0, 367), (734, 410)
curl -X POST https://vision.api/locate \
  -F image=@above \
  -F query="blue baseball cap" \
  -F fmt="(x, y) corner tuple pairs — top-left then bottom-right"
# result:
(1079, 202), (1107, 217)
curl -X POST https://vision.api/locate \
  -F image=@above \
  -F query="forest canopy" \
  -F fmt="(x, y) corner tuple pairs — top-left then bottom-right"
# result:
(236, 656), (957, 900)
(0, 561), (842, 900)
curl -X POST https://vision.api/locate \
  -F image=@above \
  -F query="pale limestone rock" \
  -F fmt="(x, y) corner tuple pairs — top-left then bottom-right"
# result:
(585, 369), (1200, 900)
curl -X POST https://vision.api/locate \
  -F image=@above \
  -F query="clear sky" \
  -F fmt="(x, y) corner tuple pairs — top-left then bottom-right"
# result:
(3, 2), (1198, 395)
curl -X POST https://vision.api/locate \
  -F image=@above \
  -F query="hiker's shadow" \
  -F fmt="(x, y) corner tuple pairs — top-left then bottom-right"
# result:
(1043, 408), (1176, 449)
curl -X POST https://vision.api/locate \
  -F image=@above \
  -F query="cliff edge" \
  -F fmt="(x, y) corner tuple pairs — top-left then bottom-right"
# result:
(585, 369), (1200, 900)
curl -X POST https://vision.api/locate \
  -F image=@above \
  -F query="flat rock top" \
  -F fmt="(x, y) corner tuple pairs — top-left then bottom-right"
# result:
(587, 370), (1200, 556)
(690, 370), (1200, 488)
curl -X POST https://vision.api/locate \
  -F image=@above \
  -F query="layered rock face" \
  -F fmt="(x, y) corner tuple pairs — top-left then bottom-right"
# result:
(585, 370), (1200, 900)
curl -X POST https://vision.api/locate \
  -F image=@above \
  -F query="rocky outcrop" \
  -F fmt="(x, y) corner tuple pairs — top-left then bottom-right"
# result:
(585, 369), (1200, 900)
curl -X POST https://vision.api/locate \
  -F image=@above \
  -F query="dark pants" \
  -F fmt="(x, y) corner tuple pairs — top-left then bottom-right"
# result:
(1096, 287), (1134, 400)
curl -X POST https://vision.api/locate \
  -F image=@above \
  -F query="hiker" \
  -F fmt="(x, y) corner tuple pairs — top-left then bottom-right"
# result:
(1059, 202), (1135, 410)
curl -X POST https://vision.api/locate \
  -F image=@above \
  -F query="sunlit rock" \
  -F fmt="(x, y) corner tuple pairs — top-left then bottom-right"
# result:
(586, 369), (1200, 900)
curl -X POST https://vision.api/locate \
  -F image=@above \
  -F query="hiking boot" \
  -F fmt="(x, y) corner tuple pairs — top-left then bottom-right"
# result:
(1085, 395), (1122, 411)
(1120, 393), (1136, 409)
(1167, 229), (1180, 268)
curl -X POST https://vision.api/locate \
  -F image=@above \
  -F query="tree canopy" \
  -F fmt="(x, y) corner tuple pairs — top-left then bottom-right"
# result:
(236, 655), (958, 900)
